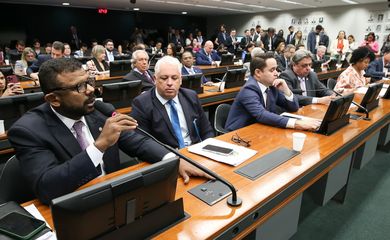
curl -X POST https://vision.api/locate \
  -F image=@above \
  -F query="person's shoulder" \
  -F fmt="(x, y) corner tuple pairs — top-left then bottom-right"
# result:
(9, 103), (48, 131)
(179, 87), (198, 98)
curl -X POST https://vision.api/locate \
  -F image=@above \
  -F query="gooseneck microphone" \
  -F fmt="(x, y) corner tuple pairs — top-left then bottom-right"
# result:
(94, 100), (242, 207)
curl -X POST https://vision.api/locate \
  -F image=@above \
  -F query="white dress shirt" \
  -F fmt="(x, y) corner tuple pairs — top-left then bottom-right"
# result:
(106, 50), (114, 62)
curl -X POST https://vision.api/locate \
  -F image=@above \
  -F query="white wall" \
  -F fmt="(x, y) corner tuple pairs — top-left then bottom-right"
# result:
(207, 2), (389, 47)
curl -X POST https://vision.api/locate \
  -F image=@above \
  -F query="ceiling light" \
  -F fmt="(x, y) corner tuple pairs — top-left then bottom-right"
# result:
(62, 2), (70, 6)
(182, 11), (187, 14)
(341, 0), (358, 4)
(133, 8), (140, 11)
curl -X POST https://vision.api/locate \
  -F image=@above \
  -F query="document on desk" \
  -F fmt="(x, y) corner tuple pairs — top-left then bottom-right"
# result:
(187, 138), (257, 166)
(24, 204), (57, 240)
(280, 112), (322, 122)
(355, 84), (389, 97)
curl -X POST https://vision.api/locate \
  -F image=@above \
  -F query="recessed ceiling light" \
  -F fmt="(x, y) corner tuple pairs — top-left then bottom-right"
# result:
(62, 2), (70, 6)
(182, 11), (187, 14)
(133, 8), (140, 11)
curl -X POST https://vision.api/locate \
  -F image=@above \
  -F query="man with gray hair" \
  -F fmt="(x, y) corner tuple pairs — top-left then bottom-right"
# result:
(123, 50), (154, 92)
(131, 56), (214, 182)
(279, 49), (334, 106)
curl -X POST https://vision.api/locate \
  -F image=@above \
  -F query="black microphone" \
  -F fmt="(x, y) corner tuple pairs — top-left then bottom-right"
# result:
(93, 100), (242, 207)
(331, 90), (370, 121)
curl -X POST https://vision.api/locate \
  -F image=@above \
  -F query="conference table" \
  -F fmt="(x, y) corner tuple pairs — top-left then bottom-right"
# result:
(22, 93), (390, 239)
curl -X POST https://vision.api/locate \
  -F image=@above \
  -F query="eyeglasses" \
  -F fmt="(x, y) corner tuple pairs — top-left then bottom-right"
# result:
(50, 77), (96, 93)
(231, 133), (251, 147)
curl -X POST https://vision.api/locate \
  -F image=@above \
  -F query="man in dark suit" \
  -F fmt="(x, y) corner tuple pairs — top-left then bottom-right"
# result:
(123, 50), (155, 92)
(307, 25), (329, 54)
(195, 40), (221, 65)
(104, 39), (119, 62)
(217, 24), (228, 47)
(286, 26), (295, 45)
(181, 51), (209, 84)
(27, 41), (65, 80)
(70, 25), (82, 50)
(225, 53), (321, 132)
(240, 29), (252, 49)
(131, 56), (214, 150)
(8, 58), (209, 204)
(261, 28), (277, 51)
(279, 49), (334, 106)
(225, 29), (239, 54)
(275, 44), (296, 72)
(366, 46), (390, 81)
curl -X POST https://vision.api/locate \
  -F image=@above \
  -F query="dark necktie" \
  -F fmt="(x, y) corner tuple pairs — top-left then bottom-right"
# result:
(73, 121), (89, 150)
(265, 88), (272, 111)
(167, 99), (185, 149)
(143, 71), (154, 84)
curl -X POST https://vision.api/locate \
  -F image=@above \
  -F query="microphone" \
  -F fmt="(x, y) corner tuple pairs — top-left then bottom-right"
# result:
(331, 90), (370, 121)
(93, 100), (242, 207)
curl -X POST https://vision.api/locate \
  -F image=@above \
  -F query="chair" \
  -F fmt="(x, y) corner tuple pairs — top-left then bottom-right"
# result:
(214, 103), (231, 135)
(327, 78), (337, 90)
(0, 156), (34, 204)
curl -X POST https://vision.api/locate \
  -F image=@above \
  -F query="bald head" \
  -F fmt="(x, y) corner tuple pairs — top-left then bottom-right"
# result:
(204, 41), (214, 54)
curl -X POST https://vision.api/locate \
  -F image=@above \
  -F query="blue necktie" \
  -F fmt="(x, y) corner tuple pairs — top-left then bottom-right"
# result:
(168, 100), (185, 149)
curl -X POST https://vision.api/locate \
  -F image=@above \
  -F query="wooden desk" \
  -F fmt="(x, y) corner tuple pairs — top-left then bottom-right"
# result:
(317, 68), (345, 81)
(22, 95), (390, 239)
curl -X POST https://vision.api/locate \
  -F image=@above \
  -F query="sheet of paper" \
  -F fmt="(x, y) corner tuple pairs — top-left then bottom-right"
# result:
(24, 204), (57, 240)
(187, 138), (257, 166)
(280, 112), (322, 122)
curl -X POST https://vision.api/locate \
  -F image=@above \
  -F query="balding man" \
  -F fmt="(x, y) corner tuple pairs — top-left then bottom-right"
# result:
(123, 50), (154, 92)
(195, 40), (221, 65)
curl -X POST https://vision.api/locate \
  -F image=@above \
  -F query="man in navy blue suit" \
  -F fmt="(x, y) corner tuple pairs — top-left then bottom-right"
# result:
(131, 56), (214, 150)
(195, 40), (221, 65)
(8, 58), (209, 204)
(27, 41), (65, 80)
(181, 51), (209, 84)
(366, 46), (390, 81)
(225, 53), (321, 132)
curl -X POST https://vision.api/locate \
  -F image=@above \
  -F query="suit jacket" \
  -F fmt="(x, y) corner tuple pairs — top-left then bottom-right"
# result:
(195, 48), (221, 65)
(181, 66), (208, 83)
(225, 35), (238, 54)
(307, 32), (329, 54)
(225, 77), (299, 131)
(104, 49), (119, 62)
(217, 32), (228, 46)
(131, 87), (214, 149)
(275, 54), (289, 72)
(261, 35), (277, 51)
(286, 33), (295, 44)
(366, 57), (386, 81)
(279, 68), (333, 106)
(7, 103), (169, 204)
(123, 69), (155, 92)
(26, 54), (51, 76)
(240, 36), (252, 49)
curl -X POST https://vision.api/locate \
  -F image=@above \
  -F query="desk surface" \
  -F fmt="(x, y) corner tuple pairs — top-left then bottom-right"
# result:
(22, 94), (390, 239)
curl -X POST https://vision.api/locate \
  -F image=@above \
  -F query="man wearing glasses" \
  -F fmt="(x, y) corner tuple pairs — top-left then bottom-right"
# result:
(8, 58), (208, 205)
(279, 49), (334, 106)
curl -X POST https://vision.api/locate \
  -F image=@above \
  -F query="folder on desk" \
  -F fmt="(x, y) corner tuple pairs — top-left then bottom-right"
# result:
(187, 138), (257, 166)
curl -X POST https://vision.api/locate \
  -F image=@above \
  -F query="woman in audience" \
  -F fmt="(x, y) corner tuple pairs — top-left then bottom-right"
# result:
(242, 42), (255, 61)
(185, 32), (194, 47)
(32, 39), (44, 56)
(15, 47), (36, 75)
(334, 47), (375, 92)
(165, 43), (177, 58)
(86, 45), (109, 75)
(380, 34), (390, 54)
(191, 38), (201, 53)
(346, 35), (358, 53)
(330, 30), (349, 56)
(360, 32), (379, 53)
(291, 30), (304, 47)
(274, 42), (285, 55)
(0, 71), (24, 97)
(44, 43), (52, 55)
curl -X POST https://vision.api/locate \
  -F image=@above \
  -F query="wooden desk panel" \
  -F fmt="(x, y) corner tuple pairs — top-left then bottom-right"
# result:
(21, 96), (390, 239)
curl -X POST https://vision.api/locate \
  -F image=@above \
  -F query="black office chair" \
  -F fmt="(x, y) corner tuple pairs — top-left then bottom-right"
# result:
(0, 156), (34, 204)
(327, 78), (337, 90)
(214, 103), (231, 135)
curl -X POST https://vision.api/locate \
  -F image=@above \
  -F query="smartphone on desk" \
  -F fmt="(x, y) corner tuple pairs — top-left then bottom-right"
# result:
(202, 144), (234, 156)
(0, 212), (46, 240)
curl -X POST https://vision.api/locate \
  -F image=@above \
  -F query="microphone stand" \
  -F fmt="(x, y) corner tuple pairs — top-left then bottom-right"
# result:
(332, 90), (370, 121)
(137, 127), (242, 207)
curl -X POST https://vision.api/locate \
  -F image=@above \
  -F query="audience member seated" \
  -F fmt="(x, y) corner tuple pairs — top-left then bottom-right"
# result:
(380, 34), (390, 55)
(63, 43), (73, 58)
(360, 32), (379, 54)
(27, 41), (65, 80)
(180, 51), (209, 84)
(165, 43), (177, 59)
(86, 45), (109, 75)
(151, 41), (164, 55)
(334, 46), (375, 92)
(0, 71), (24, 97)
(123, 50), (154, 92)
(312, 45), (329, 65)
(195, 40), (221, 65)
(243, 47), (265, 79)
(104, 39), (119, 62)
(366, 46), (390, 81)
(291, 30), (304, 48)
(15, 47), (36, 76)
(279, 49), (334, 106)
(44, 43), (52, 55)
(347, 35), (358, 54)
(32, 39), (44, 56)
(225, 53), (321, 131)
(8, 57), (208, 204)
(275, 44), (296, 72)
(8, 40), (25, 57)
(74, 43), (89, 57)
(242, 42), (255, 62)
(274, 42), (286, 56)
(329, 31), (349, 57)
(131, 56), (214, 151)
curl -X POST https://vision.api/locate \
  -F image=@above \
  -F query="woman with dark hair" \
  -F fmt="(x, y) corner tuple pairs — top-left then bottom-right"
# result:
(360, 32), (379, 53)
(380, 34), (390, 54)
(334, 46), (375, 92)
(0, 71), (24, 97)
(165, 43), (177, 57)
